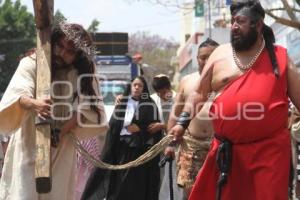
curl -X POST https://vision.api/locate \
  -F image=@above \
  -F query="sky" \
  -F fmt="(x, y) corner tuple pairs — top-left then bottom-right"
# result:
(19, 0), (182, 42)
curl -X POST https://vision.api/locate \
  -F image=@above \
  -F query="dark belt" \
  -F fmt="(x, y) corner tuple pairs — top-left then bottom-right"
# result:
(215, 134), (232, 200)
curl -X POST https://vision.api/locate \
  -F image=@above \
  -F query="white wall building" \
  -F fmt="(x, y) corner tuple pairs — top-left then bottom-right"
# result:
(175, 0), (231, 82)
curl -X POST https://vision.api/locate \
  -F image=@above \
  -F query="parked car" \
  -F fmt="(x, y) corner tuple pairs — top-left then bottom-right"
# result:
(100, 80), (129, 120)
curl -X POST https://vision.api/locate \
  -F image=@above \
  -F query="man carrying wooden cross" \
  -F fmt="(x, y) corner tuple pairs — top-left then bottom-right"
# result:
(0, 21), (108, 199)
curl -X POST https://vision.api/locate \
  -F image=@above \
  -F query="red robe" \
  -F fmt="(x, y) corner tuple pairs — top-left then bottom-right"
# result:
(189, 46), (290, 200)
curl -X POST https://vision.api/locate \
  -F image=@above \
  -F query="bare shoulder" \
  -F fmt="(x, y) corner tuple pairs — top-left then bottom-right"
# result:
(287, 56), (300, 84)
(178, 72), (200, 94)
(181, 72), (199, 83)
(212, 43), (231, 53)
(287, 56), (297, 70)
(178, 72), (196, 88)
(287, 56), (300, 110)
(199, 44), (233, 93)
(185, 72), (200, 88)
(203, 44), (231, 70)
(287, 56), (299, 79)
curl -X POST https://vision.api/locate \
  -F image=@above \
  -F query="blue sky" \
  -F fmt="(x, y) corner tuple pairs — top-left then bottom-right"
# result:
(20, 0), (181, 42)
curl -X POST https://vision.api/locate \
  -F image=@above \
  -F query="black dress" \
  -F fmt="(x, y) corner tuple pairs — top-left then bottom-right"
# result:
(81, 96), (162, 200)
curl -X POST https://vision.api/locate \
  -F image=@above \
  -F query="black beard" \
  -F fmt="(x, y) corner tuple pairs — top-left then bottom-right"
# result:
(231, 26), (258, 51)
(52, 55), (73, 71)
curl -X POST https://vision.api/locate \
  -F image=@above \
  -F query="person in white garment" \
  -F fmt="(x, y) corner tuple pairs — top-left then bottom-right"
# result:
(0, 135), (9, 178)
(0, 22), (108, 200)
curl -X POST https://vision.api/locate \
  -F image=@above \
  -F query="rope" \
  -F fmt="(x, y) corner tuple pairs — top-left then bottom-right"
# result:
(70, 133), (209, 170)
(70, 134), (174, 170)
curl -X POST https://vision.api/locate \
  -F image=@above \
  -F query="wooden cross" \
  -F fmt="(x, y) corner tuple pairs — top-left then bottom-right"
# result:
(32, 0), (53, 193)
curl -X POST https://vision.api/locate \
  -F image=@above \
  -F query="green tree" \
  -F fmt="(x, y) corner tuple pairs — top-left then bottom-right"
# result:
(129, 31), (179, 79)
(88, 19), (100, 33)
(54, 9), (67, 26)
(0, 0), (35, 93)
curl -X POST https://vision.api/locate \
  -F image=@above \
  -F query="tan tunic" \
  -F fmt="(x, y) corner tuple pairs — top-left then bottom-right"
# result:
(0, 55), (108, 200)
(176, 132), (211, 190)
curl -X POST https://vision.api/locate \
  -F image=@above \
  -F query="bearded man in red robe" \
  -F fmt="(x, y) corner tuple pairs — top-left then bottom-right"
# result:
(168, 0), (300, 199)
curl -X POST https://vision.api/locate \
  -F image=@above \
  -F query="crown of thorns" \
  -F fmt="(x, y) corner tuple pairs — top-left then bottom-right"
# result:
(59, 22), (96, 59)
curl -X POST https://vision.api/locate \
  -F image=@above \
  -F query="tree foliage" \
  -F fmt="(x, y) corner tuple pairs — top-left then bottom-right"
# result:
(127, 0), (300, 31)
(129, 31), (178, 78)
(54, 9), (67, 26)
(0, 2), (100, 94)
(0, 0), (35, 93)
(265, 0), (300, 31)
(88, 19), (100, 33)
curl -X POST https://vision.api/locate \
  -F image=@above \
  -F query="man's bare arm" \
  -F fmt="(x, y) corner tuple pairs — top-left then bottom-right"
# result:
(182, 66), (213, 118)
(287, 57), (300, 111)
(19, 95), (52, 119)
(167, 78), (186, 130)
(169, 65), (214, 141)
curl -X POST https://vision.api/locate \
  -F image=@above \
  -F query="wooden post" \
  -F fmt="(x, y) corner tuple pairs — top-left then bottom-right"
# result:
(32, 0), (53, 193)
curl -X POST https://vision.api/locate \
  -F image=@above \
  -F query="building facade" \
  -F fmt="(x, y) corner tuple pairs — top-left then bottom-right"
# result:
(174, 0), (300, 86)
(174, 0), (231, 85)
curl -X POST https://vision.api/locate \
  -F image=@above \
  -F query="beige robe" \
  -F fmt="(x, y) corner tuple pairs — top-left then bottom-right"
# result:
(0, 55), (108, 200)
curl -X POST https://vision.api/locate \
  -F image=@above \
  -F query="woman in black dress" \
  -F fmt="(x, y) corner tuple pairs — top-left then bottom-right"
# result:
(82, 76), (162, 200)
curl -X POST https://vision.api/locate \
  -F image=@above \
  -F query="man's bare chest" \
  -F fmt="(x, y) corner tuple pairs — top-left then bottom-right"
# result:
(211, 60), (244, 92)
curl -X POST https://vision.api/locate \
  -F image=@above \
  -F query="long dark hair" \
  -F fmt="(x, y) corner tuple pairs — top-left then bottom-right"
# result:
(262, 24), (279, 78)
(123, 76), (151, 102)
(230, 0), (279, 78)
(51, 24), (101, 123)
(112, 76), (153, 122)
